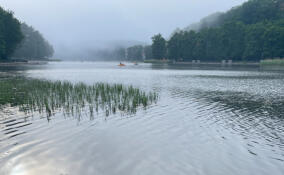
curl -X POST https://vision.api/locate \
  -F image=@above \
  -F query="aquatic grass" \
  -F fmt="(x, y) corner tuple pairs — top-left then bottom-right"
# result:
(0, 77), (158, 118)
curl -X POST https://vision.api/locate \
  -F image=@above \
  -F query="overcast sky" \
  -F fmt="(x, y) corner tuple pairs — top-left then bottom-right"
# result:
(0, 0), (247, 56)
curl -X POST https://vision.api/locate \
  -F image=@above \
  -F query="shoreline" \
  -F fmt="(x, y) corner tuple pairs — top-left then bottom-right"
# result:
(171, 62), (260, 66)
(143, 60), (260, 66)
(0, 60), (48, 66)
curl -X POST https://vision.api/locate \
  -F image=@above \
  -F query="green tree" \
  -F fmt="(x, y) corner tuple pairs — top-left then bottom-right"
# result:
(262, 20), (284, 58)
(0, 7), (23, 60)
(127, 45), (143, 60)
(165, 0), (284, 62)
(13, 23), (54, 59)
(168, 32), (183, 60)
(144, 45), (153, 60)
(151, 34), (166, 59)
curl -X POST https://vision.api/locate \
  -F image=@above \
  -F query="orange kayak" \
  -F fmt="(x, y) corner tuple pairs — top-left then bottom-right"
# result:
(118, 63), (126, 66)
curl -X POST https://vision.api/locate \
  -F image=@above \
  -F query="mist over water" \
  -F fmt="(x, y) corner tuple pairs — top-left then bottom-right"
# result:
(1, 0), (284, 174)
(0, 0), (247, 59)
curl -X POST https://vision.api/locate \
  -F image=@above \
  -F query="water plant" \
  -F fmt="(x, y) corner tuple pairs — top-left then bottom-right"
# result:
(0, 77), (158, 119)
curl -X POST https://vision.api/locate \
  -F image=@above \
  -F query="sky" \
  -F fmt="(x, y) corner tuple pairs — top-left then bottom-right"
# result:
(0, 0), (247, 58)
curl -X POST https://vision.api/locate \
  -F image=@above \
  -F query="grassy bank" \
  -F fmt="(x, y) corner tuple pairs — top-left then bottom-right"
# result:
(144, 59), (172, 64)
(172, 61), (260, 66)
(260, 59), (284, 66)
(143, 59), (260, 65)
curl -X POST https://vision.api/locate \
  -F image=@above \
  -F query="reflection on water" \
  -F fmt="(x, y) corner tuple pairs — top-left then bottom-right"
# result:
(0, 62), (284, 175)
(194, 90), (284, 160)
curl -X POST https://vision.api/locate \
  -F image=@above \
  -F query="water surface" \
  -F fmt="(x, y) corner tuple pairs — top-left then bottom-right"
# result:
(1, 62), (284, 175)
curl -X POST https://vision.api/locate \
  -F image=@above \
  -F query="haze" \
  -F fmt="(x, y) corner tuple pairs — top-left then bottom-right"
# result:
(0, 0), (247, 58)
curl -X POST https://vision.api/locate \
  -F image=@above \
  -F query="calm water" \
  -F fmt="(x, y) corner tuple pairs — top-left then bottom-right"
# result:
(0, 62), (284, 175)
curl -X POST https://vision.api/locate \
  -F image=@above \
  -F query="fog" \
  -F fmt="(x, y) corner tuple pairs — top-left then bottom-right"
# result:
(0, 0), (247, 59)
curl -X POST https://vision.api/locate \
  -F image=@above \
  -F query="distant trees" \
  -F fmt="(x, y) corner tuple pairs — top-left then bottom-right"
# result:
(151, 34), (166, 59)
(92, 47), (125, 60)
(0, 7), (23, 60)
(144, 45), (153, 60)
(184, 12), (223, 32)
(124, 45), (153, 61)
(166, 20), (284, 62)
(152, 0), (284, 62)
(0, 6), (54, 61)
(220, 0), (283, 25)
(183, 0), (284, 32)
(13, 23), (54, 59)
(97, 44), (152, 61)
(127, 45), (143, 60)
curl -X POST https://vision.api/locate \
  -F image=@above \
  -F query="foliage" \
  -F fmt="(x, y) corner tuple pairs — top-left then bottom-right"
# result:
(151, 34), (166, 59)
(0, 7), (23, 60)
(159, 0), (284, 62)
(127, 45), (143, 60)
(184, 12), (224, 32)
(13, 23), (54, 59)
(144, 45), (153, 60)
(221, 0), (284, 25)
(184, 0), (284, 32)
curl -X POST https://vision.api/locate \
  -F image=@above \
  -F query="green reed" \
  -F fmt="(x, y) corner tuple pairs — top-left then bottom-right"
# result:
(0, 77), (158, 118)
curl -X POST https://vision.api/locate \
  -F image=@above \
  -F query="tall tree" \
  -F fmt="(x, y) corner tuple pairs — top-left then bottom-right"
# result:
(151, 34), (166, 59)
(0, 7), (23, 60)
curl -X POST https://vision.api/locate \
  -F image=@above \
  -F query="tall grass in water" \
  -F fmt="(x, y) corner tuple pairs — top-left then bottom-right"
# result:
(0, 78), (158, 119)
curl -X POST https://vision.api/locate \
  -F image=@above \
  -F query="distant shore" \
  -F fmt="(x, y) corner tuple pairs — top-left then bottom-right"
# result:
(172, 62), (260, 66)
(0, 60), (49, 66)
(144, 59), (172, 64)
(0, 59), (61, 66)
(144, 59), (260, 66)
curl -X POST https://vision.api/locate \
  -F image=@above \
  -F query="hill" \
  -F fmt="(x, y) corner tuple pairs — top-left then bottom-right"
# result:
(0, 6), (54, 61)
(165, 0), (284, 62)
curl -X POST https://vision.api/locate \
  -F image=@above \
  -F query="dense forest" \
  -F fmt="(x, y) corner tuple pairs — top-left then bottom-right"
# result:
(13, 23), (54, 59)
(0, 6), (53, 61)
(0, 7), (23, 60)
(150, 0), (284, 62)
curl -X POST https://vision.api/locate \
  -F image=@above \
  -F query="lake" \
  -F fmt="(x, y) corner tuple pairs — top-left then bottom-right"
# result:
(0, 62), (284, 175)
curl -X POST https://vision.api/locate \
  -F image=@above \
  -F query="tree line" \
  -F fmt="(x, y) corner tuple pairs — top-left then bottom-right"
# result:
(0, 6), (54, 61)
(125, 45), (153, 60)
(166, 20), (284, 62)
(13, 23), (54, 60)
(0, 7), (23, 60)
(90, 45), (153, 61)
(150, 0), (284, 62)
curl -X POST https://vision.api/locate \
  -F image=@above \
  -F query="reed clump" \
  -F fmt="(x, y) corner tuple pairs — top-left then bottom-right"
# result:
(0, 78), (158, 118)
